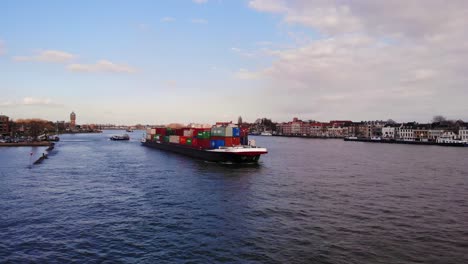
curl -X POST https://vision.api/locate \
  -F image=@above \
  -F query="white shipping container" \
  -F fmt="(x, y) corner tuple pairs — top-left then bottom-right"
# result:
(146, 128), (152, 135)
(224, 127), (233, 137)
(151, 128), (156, 134)
(146, 134), (152, 140)
(183, 129), (193, 137)
(169, 135), (180, 143)
(211, 126), (233, 137)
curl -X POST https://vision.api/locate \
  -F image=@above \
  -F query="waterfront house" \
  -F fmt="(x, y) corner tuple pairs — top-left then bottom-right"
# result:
(382, 124), (400, 139)
(414, 124), (431, 141)
(309, 122), (324, 137)
(399, 122), (416, 141)
(459, 128), (468, 142)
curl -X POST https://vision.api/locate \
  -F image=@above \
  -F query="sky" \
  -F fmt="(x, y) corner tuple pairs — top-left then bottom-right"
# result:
(1, 0), (468, 125)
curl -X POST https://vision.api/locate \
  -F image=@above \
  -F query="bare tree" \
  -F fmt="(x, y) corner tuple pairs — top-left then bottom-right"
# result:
(432, 115), (447, 123)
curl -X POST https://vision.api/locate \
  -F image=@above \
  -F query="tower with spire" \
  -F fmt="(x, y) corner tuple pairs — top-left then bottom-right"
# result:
(70, 111), (76, 129)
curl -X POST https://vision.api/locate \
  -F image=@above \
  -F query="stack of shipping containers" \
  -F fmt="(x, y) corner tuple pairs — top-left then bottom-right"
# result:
(210, 125), (241, 149)
(146, 124), (244, 149)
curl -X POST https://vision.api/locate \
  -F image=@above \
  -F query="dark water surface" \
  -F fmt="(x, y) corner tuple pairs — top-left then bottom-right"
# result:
(1, 131), (467, 263)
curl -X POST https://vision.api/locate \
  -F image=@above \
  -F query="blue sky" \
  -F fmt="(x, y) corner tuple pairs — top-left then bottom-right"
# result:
(2, 0), (468, 124)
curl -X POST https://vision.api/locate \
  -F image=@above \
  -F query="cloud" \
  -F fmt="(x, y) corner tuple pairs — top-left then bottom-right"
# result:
(67, 60), (137, 73)
(191, 18), (208, 24)
(161, 17), (175, 23)
(230, 47), (256, 58)
(193, 0), (208, 4)
(235, 69), (261, 80)
(0, 97), (63, 107)
(13, 50), (76, 63)
(245, 0), (468, 121)
(248, 0), (468, 38)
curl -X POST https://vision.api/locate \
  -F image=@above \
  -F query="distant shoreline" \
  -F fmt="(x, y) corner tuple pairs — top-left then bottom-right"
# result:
(0, 142), (52, 147)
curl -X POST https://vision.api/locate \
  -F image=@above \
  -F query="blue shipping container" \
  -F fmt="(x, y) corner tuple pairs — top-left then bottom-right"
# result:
(210, 139), (225, 149)
(232, 127), (240, 137)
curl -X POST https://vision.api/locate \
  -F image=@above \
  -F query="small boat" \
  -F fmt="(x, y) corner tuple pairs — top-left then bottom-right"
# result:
(48, 135), (60, 142)
(110, 134), (130, 141)
(260, 131), (272, 136)
(126, 129), (134, 132)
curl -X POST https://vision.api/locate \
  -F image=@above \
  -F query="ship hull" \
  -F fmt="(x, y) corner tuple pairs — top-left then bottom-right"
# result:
(142, 141), (263, 163)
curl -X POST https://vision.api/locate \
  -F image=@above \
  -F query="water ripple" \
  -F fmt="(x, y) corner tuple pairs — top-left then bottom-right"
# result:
(1, 132), (467, 263)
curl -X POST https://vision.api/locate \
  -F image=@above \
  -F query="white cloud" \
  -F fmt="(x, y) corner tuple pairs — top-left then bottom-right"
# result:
(13, 50), (76, 63)
(191, 18), (208, 24)
(67, 60), (137, 73)
(161, 17), (175, 22)
(249, 0), (287, 13)
(249, 0), (468, 38)
(230, 47), (256, 58)
(245, 0), (468, 121)
(0, 97), (62, 107)
(193, 0), (208, 4)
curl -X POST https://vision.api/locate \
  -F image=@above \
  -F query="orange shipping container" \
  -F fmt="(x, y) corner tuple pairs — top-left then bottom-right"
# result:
(180, 136), (187, 144)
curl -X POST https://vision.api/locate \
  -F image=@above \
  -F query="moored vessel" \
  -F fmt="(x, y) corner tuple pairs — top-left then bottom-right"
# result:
(110, 134), (130, 141)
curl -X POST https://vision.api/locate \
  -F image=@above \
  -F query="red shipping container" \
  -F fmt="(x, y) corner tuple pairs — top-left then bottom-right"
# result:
(155, 128), (167, 136)
(180, 136), (187, 144)
(210, 136), (225, 140)
(232, 137), (240, 145)
(173, 129), (182, 136)
(224, 137), (233, 146)
(191, 138), (198, 147)
(197, 139), (211, 149)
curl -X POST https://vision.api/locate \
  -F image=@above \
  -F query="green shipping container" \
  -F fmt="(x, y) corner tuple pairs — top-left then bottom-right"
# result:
(164, 136), (170, 142)
(153, 134), (161, 141)
(186, 138), (192, 145)
(197, 131), (211, 139)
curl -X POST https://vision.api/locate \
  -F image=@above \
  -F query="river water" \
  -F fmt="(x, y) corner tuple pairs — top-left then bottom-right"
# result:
(1, 131), (467, 263)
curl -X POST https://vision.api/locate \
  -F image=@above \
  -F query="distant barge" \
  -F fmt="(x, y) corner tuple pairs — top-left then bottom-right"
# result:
(344, 137), (467, 147)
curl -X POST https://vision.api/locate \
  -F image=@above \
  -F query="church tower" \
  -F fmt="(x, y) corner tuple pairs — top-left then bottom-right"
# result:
(70, 111), (76, 129)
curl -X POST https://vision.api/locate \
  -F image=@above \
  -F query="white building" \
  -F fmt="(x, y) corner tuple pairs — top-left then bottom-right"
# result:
(437, 131), (462, 143)
(382, 126), (399, 139)
(399, 125), (415, 141)
(459, 129), (468, 142)
(428, 129), (444, 141)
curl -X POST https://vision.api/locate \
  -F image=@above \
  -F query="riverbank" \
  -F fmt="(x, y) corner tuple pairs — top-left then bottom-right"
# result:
(0, 142), (53, 147)
(344, 137), (467, 147)
(267, 134), (342, 139)
(60, 130), (102, 134)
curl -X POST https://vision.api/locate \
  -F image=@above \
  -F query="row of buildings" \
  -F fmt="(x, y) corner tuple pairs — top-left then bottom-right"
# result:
(275, 117), (468, 142)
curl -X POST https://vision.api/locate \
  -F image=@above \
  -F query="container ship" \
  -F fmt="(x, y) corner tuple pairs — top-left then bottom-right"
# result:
(141, 122), (268, 163)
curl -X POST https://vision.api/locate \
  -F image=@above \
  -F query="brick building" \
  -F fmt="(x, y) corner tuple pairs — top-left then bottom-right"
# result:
(0, 115), (9, 136)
